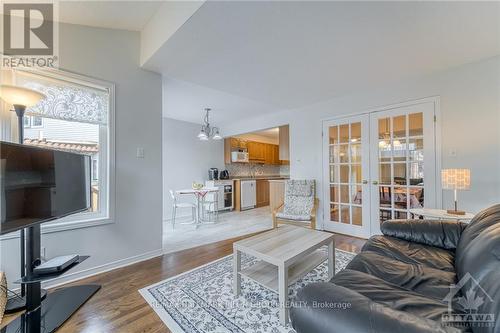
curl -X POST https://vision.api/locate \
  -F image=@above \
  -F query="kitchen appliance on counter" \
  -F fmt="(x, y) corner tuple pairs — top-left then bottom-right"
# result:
(208, 168), (219, 180)
(205, 179), (234, 211)
(240, 180), (256, 210)
(219, 169), (229, 179)
(231, 151), (249, 163)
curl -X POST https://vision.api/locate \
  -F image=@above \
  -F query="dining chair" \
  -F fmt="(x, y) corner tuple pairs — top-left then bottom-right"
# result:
(202, 191), (219, 223)
(273, 180), (318, 229)
(169, 190), (197, 228)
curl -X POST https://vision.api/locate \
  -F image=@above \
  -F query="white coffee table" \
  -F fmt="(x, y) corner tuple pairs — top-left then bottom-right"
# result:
(233, 225), (335, 325)
(409, 208), (474, 222)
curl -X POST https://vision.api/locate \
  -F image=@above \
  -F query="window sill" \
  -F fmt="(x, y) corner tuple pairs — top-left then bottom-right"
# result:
(0, 217), (114, 241)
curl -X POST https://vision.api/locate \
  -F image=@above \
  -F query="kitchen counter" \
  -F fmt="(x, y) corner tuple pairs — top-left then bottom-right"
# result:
(232, 176), (289, 211)
(230, 176), (289, 181)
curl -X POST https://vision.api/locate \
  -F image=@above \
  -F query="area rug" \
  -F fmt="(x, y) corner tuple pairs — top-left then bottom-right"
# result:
(140, 249), (356, 333)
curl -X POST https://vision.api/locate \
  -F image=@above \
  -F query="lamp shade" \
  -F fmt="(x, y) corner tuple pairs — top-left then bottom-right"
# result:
(441, 169), (471, 190)
(0, 85), (45, 107)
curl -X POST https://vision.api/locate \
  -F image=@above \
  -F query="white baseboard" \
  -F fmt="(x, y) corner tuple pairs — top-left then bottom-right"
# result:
(41, 248), (164, 289)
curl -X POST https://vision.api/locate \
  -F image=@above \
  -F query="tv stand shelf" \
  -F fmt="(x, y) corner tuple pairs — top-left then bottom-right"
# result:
(14, 256), (89, 284)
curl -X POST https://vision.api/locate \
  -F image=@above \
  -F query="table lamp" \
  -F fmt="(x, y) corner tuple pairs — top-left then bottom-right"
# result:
(0, 84), (46, 143)
(441, 168), (471, 215)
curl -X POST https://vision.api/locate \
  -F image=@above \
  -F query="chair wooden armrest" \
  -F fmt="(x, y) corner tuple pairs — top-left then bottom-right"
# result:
(309, 198), (319, 229)
(272, 203), (285, 228)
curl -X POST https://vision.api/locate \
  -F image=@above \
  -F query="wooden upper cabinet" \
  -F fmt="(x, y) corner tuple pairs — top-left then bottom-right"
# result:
(265, 144), (273, 164)
(279, 125), (290, 161)
(230, 138), (247, 149)
(248, 141), (265, 161)
(273, 145), (280, 165)
(226, 138), (280, 165)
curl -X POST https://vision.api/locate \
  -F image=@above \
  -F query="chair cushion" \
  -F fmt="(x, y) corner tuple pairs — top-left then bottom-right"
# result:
(275, 212), (311, 221)
(283, 180), (315, 217)
(362, 235), (456, 272)
(288, 182), (313, 197)
(345, 250), (457, 300)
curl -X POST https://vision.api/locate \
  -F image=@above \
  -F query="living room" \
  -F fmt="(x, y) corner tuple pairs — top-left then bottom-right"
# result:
(0, 1), (499, 333)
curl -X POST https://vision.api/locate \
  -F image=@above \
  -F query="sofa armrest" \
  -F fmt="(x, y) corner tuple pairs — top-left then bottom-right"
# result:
(381, 219), (467, 250)
(290, 282), (460, 333)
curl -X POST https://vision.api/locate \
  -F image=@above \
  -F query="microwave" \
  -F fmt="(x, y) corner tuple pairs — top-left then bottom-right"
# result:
(231, 151), (249, 163)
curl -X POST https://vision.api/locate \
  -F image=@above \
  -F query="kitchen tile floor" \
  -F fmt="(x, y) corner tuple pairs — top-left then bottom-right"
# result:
(163, 206), (273, 253)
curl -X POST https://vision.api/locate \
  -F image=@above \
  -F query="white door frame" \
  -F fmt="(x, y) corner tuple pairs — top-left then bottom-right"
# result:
(321, 96), (441, 238)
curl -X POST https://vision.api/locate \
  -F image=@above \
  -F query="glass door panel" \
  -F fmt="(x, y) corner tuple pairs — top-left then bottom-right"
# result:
(370, 101), (436, 235)
(323, 115), (370, 238)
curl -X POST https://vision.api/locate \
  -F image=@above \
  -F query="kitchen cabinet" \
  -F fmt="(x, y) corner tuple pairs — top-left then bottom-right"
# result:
(248, 141), (265, 162)
(256, 179), (270, 207)
(226, 137), (280, 165)
(279, 125), (290, 162)
(273, 145), (280, 165)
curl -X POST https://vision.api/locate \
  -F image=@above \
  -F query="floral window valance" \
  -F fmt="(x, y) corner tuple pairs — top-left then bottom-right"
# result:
(15, 71), (110, 125)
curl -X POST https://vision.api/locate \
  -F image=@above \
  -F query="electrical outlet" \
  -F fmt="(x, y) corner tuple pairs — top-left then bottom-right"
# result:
(136, 147), (145, 159)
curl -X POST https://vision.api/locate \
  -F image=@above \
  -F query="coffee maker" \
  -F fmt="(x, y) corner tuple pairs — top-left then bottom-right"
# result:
(208, 168), (219, 180)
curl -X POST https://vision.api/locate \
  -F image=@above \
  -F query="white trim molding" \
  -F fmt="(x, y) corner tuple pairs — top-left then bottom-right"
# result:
(41, 248), (163, 290)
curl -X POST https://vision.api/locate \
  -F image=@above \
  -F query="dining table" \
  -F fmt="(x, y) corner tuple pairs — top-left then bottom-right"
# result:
(353, 187), (423, 209)
(176, 187), (219, 227)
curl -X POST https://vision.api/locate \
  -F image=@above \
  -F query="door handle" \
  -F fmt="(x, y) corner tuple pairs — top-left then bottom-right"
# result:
(362, 180), (368, 184)
(372, 181), (379, 185)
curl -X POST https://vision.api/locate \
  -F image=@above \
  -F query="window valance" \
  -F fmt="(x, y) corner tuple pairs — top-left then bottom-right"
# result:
(15, 71), (109, 125)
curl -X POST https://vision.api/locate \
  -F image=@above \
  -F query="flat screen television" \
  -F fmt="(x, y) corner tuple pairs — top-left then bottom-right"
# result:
(0, 141), (91, 235)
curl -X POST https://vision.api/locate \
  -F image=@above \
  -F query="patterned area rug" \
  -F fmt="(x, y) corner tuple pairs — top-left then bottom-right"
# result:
(140, 249), (356, 333)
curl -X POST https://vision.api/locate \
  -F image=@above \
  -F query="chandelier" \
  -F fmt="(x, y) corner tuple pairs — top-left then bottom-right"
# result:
(197, 108), (222, 141)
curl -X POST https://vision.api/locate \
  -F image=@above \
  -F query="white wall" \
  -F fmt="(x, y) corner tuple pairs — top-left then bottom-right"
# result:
(221, 56), (500, 225)
(1, 23), (163, 286)
(163, 117), (224, 220)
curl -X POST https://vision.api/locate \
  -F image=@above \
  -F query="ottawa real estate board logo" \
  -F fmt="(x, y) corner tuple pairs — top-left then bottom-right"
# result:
(442, 273), (495, 329)
(2, 1), (59, 68)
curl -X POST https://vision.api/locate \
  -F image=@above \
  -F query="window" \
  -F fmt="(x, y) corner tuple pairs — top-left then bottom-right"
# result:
(14, 69), (114, 228)
(23, 116), (31, 128)
(31, 116), (43, 128)
(23, 116), (43, 128)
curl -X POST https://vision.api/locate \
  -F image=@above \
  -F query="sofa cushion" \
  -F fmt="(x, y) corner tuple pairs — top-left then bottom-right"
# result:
(345, 250), (457, 300)
(454, 204), (500, 333)
(363, 235), (456, 272)
(332, 269), (462, 322)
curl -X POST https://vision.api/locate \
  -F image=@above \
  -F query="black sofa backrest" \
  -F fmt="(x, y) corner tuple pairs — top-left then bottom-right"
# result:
(455, 204), (500, 333)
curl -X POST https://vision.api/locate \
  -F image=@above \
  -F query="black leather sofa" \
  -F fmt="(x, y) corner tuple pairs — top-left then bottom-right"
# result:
(290, 204), (500, 333)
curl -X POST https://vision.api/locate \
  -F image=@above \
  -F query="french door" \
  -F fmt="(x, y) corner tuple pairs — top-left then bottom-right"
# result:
(323, 100), (437, 237)
(323, 115), (371, 238)
(369, 102), (436, 235)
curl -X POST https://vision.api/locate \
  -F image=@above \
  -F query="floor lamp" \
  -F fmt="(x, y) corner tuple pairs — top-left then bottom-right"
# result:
(0, 84), (46, 312)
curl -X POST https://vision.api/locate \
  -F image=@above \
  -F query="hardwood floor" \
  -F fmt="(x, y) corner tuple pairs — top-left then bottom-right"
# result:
(3, 231), (365, 333)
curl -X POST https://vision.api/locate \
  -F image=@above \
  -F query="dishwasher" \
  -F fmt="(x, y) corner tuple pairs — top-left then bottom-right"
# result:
(240, 180), (256, 210)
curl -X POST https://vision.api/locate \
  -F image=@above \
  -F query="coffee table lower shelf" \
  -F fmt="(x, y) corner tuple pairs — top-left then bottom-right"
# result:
(239, 249), (327, 291)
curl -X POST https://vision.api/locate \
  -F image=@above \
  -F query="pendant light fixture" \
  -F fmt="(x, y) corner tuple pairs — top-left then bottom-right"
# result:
(197, 108), (222, 141)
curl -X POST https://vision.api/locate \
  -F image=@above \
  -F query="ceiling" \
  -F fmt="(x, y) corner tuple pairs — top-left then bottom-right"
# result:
(144, 1), (500, 123)
(234, 127), (280, 145)
(59, 1), (163, 31)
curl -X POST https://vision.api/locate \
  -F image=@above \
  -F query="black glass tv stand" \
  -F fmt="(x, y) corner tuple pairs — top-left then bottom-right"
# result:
(1, 226), (101, 333)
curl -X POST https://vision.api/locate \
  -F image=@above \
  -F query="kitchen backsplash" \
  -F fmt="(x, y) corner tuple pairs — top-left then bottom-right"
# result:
(226, 164), (290, 178)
